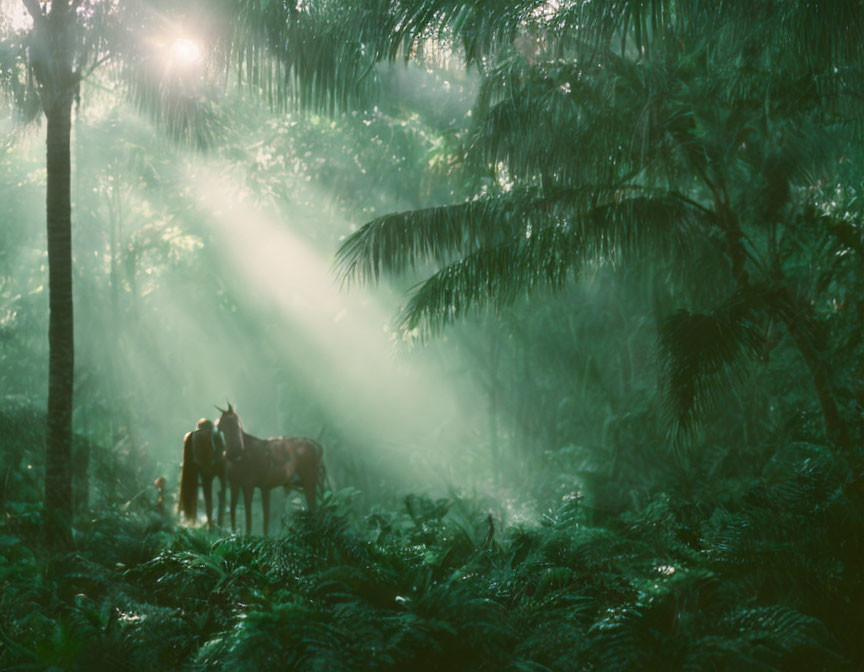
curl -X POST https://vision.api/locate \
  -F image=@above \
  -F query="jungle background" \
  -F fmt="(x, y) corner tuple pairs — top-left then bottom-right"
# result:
(1, 1), (863, 670)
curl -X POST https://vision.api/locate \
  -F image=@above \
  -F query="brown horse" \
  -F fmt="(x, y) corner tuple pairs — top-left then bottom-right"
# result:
(216, 404), (325, 535)
(178, 418), (227, 528)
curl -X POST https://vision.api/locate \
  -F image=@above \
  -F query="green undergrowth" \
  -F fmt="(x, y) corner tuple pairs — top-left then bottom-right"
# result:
(2, 452), (864, 672)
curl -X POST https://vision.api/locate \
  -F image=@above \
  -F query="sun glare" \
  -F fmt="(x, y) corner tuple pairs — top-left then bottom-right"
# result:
(169, 37), (202, 65)
(1, 1), (32, 31)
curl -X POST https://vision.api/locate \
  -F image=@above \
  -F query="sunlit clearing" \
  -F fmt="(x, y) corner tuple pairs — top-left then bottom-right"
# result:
(169, 37), (202, 66)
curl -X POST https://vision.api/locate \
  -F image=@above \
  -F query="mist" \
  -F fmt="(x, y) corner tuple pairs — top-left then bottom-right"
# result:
(2, 69), (520, 517)
(3, 4), (862, 668)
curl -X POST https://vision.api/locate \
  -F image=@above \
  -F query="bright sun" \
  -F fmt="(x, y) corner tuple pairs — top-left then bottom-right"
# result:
(169, 38), (203, 65)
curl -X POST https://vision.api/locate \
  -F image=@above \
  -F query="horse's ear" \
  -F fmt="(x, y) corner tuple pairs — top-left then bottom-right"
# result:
(227, 401), (234, 413)
(215, 405), (227, 414)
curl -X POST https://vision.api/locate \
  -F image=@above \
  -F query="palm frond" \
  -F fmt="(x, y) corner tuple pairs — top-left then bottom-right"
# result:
(91, 0), (391, 143)
(472, 44), (849, 195)
(0, 19), (40, 121)
(122, 78), (224, 150)
(336, 187), (542, 285)
(338, 184), (709, 289)
(388, 192), (710, 333)
(219, 0), (395, 114)
(550, 0), (864, 69)
(776, 0), (864, 69)
(66, 1), (227, 149)
(659, 293), (765, 436)
(397, 234), (566, 334)
(471, 57), (639, 185)
(392, 0), (545, 64)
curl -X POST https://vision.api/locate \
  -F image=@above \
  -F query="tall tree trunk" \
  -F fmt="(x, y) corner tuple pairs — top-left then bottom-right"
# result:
(718, 204), (854, 459)
(43, 89), (75, 541)
(31, 0), (79, 546)
(771, 289), (853, 454)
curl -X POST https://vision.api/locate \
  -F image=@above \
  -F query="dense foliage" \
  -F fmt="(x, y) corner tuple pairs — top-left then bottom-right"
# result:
(2, 422), (863, 670)
(1, 0), (863, 669)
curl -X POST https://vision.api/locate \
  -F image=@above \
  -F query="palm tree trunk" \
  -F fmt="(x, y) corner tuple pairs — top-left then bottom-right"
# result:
(769, 287), (853, 454)
(719, 205), (854, 457)
(43, 89), (75, 542)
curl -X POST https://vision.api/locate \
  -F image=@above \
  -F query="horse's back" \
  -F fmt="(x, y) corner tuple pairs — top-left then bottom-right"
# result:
(264, 437), (322, 482)
(276, 437), (322, 468)
(290, 437), (322, 459)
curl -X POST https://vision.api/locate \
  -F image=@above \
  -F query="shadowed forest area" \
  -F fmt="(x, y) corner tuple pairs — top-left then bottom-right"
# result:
(1, 1), (863, 670)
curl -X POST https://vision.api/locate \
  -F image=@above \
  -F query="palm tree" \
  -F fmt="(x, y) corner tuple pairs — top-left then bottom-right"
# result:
(6, 0), (231, 543)
(334, 0), (864, 455)
(15, 0), (85, 543)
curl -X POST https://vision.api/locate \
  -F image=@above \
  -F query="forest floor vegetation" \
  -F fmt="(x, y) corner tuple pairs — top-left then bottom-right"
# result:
(2, 437), (863, 671)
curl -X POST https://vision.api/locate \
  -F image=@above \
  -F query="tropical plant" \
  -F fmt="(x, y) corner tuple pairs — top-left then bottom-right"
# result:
(334, 0), (864, 456)
(4, 462), (863, 670)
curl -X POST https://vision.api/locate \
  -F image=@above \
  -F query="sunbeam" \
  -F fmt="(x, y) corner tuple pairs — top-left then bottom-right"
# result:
(184, 162), (489, 491)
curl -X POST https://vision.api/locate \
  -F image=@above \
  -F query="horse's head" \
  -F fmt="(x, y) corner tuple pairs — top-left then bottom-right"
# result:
(215, 402), (244, 462)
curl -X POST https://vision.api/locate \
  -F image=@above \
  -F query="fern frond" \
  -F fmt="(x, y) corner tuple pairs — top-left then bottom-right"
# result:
(724, 606), (832, 661)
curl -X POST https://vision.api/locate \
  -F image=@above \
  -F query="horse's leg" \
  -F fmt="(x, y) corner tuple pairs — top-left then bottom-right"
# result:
(261, 488), (271, 536)
(202, 475), (214, 530)
(285, 484), (294, 520)
(230, 483), (239, 532)
(302, 479), (317, 513)
(217, 476), (226, 527)
(243, 487), (254, 535)
(296, 460), (319, 513)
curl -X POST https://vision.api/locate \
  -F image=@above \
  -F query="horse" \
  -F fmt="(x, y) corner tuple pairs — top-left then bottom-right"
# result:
(177, 418), (227, 529)
(215, 404), (325, 535)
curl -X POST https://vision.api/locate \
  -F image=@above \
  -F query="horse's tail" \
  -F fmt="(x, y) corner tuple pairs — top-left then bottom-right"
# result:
(178, 431), (198, 522)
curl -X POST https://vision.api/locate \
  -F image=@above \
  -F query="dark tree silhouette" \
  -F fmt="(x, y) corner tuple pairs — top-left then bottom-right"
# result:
(25, 0), (78, 542)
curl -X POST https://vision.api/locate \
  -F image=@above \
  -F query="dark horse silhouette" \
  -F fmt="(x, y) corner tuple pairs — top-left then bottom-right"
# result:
(177, 418), (227, 528)
(216, 404), (325, 535)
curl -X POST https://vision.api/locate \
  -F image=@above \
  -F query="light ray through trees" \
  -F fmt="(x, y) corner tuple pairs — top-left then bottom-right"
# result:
(186, 163), (493, 492)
